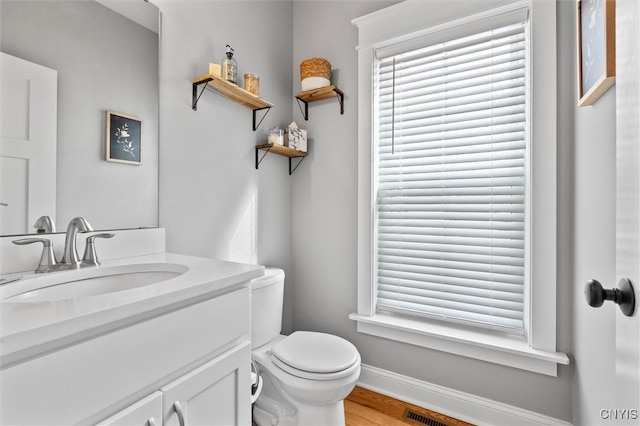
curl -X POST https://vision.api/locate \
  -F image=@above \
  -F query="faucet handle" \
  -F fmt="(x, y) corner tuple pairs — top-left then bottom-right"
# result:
(12, 238), (58, 273)
(82, 233), (115, 266)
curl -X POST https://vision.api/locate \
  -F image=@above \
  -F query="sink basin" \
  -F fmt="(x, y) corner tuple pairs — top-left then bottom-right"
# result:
(2, 263), (189, 303)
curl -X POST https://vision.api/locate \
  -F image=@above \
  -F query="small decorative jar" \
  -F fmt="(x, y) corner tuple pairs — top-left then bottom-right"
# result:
(244, 73), (260, 96)
(268, 128), (284, 145)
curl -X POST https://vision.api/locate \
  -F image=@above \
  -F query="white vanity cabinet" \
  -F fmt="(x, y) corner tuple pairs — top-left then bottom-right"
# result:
(98, 392), (163, 426)
(161, 342), (250, 426)
(1, 284), (252, 425)
(100, 342), (250, 426)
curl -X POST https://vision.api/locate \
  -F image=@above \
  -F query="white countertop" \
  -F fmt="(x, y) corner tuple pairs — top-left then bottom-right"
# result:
(0, 253), (264, 366)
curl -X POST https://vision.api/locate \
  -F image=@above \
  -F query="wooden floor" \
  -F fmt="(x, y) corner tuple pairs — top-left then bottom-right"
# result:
(345, 386), (473, 426)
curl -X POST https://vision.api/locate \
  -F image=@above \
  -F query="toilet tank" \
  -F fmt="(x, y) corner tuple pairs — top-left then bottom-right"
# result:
(250, 267), (284, 348)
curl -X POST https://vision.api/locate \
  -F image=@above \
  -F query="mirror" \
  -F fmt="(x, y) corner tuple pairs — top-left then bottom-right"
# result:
(0, 0), (159, 236)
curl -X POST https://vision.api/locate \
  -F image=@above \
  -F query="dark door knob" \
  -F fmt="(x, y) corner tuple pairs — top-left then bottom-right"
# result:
(585, 278), (636, 317)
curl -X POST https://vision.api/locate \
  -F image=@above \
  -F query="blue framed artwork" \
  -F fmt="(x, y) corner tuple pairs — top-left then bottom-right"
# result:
(106, 111), (142, 164)
(577, 0), (616, 106)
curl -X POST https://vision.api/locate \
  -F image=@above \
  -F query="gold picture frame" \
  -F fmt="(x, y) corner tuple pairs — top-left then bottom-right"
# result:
(577, 0), (616, 107)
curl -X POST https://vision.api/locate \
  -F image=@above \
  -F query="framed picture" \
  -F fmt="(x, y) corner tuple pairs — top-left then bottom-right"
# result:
(577, 0), (616, 107)
(106, 111), (141, 164)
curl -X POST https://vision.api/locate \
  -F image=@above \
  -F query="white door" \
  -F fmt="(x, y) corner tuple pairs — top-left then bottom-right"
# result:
(0, 52), (57, 235)
(615, 0), (640, 422)
(161, 342), (251, 426)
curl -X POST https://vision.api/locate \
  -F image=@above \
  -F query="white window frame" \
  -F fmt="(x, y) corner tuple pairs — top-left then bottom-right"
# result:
(350, 0), (569, 376)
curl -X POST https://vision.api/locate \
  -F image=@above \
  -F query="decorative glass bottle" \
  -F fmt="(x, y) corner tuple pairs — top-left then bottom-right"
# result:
(221, 44), (237, 85)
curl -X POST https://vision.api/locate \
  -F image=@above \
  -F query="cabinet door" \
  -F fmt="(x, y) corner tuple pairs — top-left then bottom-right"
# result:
(97, 391), (162, 426)
(162, 342), (251, 426)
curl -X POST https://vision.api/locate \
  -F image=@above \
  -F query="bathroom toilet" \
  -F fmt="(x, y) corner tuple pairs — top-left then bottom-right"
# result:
(250, 268), (361, 426)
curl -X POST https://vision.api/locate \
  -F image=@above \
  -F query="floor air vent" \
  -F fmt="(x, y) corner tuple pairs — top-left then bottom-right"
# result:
(402, 408), (449, 426)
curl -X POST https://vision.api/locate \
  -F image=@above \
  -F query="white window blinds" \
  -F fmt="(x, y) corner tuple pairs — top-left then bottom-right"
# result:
(374, 18), (528, 332)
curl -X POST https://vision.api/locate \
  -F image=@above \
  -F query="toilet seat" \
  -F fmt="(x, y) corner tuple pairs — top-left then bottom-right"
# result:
(271, 331), (360, 381)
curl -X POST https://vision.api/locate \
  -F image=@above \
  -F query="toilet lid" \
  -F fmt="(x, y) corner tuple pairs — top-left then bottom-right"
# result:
(271, 331), (359, 374)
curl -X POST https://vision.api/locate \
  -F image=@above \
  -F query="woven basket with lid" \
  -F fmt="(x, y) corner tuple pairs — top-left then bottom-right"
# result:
(299, 58), (331, 81)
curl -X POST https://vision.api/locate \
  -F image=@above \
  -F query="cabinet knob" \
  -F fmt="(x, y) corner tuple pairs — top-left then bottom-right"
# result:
(585, 278), (636, 317)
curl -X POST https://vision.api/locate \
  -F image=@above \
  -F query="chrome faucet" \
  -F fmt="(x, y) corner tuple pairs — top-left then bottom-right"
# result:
(33, 215), (56, 233)
(12, 217), (110, 274)
(59, 217), (94, 269)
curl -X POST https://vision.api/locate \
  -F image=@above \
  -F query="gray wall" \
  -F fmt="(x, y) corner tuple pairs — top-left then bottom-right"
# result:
(289, 0), (575, 421)
(1, 0), (159, 232)
(156, 1), (295, 332)
(2, 0), (619, 421)
(156, 0), (618, 423)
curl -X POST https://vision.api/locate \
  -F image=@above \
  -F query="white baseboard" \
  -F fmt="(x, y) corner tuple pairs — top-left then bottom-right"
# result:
(357, 364), (572, 426)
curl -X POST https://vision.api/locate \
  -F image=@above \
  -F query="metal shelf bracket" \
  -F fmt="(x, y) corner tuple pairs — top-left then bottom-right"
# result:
(252, 107), (271, 131)
(289, 156), (305, 175)
(255, 145), (272, 170)
(335, 89), (345, 115)
(295, 97), (310, 121)
(192, 79), (212, 111)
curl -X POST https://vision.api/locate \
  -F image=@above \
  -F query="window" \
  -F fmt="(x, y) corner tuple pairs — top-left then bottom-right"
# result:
(351, 1), (568, 376)
(374, 21), (528, 334)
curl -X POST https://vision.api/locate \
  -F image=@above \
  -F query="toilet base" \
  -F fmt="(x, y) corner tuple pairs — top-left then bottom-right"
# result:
(252, 366), (350, 426)
(253, 398), (346, 426)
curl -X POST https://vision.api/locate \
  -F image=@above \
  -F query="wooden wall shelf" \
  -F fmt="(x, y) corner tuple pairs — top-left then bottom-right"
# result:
(192, 74), (273, 130)
(295, 85), (344, 121)
(192, 71), (346, 172)
(255, 144), (307, 175)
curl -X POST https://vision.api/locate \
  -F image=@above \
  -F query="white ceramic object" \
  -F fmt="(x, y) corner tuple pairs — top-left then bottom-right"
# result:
(3, 265), (186, 303)
(301, 76), (330, 91)
(250, 267), (284, 348)
(0, 253), (264, 342)
(250, 268), (361, 426)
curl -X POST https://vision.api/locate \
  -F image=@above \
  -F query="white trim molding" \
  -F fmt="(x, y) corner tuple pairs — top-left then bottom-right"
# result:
(350, 313), (569, 376)
(357, 363), (572, 426)
(353, 0), (566, 376)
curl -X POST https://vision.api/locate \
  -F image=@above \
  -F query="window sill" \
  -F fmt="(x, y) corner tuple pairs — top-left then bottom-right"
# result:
(349, 312), (569, 377)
